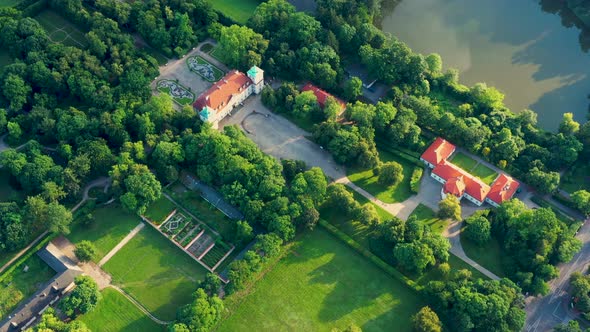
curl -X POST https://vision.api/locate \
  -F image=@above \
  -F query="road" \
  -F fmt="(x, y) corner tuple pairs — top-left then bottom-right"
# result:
(525, 215), (590, 331)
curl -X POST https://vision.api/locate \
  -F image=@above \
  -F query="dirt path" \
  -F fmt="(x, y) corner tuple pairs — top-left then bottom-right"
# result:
(98, 222), (145, 267)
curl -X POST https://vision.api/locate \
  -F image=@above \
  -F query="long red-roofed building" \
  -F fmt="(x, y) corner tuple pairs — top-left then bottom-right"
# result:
(421, 137), (519, 207)
(301, 83), (346, 112)
(194, 66), (264, 129)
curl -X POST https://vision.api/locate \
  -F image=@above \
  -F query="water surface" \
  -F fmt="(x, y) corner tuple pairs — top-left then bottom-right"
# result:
(381, 0), (590, 131)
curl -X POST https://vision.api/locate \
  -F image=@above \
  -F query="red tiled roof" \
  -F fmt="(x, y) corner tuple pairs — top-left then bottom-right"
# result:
(421, 138), (456, 166)
(487, 174), (519, 204)
(433, 160), (490, 202)
(194, 71), (252, 112)
(444, 176), (466, 197)
(301, 83), (346, 110)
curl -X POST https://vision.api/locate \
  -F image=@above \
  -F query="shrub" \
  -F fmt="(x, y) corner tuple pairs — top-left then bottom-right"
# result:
(74, 240), (97, 262)
(410, 167), (423, 194)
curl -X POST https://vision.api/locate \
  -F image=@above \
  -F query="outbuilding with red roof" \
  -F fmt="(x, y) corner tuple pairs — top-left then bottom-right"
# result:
(301, 83), (346, 112)
(420, 137), (456, 168)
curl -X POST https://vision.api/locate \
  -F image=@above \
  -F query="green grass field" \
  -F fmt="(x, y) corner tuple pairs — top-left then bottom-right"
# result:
(218, 229), (423, 332)
(103, 225), (208, 320)
(471, 163), (498, 185)
(144, 196), (177, 224)
(0, 169), (25, 202)
(449, 152), (478, 171)
(78, 288), (164, 332)
(208, 0), (258, 24)
(561, 162), (590, 193)
(460, 234), (507, 278)
(409, 204), (446, 234)
(0, 255), (55, 320)
(0, 50), (12, 68)
(0, 0), (20, 7)
(347, 149), (414, 204)
(68, 204), (141, 262)
(209, 46), (224, 62)
(35, 10), (88, 48)
(187, 56), (224, 82)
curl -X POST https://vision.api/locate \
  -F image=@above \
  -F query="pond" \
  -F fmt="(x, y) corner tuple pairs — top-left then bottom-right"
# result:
(380, 0), (590, 131)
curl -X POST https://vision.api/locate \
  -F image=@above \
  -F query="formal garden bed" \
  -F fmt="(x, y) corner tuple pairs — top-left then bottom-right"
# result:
(156, 79), (195, 105)
(186, 56), (224, 82)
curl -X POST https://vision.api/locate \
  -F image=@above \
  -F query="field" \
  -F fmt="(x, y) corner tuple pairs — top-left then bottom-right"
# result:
(209, 46), (224, 62)
(460, 234), (507, 278)
(0, 168), (25, 202)
(34, 10), (87, 48)
(449, 152), (478, 171)
(561, 162), (590, 193)
(78, 288), (164, 332)
(68, 204), (141, 262)
(0, 0), (19, 7)
(186, 56), (224, 82)
(103, 225), (208, 320)
(471, 163), (498, 185)
(347, 149), (414, 203)
(0, 255), (55, 320)
(409, 204), (446, 234)
(0, 50), (12, 69)
(144, 196), (177, 224)
(217, 229), (423, 332)
(208, 0), (258, 24)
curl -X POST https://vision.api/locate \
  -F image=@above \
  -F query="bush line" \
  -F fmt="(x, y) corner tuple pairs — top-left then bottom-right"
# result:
(318, 219), (421, 292)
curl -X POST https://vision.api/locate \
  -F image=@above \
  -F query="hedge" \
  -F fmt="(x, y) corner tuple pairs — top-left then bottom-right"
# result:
(376, 142), (424, 168)
(318, 219), (421, 292)
(0, 233), (56, 284)
(410, 167), (423, 194)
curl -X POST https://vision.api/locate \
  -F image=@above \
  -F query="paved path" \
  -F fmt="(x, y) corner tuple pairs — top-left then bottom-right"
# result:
(222, 99), (500, 280)
(98, 222), (145, 267)
(108, 285), (173, 325)
(0, 179), (110, 274)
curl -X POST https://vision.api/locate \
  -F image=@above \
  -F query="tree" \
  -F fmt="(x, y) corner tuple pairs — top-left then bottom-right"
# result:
(74, 241), (96, 262)
(176, 288), (224, 332)
(571, 190), (590, 215)
(344, 76), (363, 101)
(293, 90), (319, 118)
(526, 167), (560, 194)
(6, 121), (22, 145)
(24, 196), (72, 234)
(2, 73), (31, 110)
(412, 306), (442, 332)
(438, 195), (461, 220)
(110, 154), (162, 215)
(234, 220), (254, 245)
(199, 273), (221, 297)
(60, 275), (101, 317)
(254, 233), (283, 259)
(554, 320), (582, 332)
(394, 241), (435, 273)
(464, 214), (491, 245)
(30, 308), (90, 332)
(355, 204), (380, 226)
(218, 25), (268, 70)
(559, 112), (580, 135)
(377, 161), (403, 186)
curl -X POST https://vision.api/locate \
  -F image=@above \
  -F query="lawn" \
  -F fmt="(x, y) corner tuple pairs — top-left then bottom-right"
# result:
(409, 204), (446, 234)
(34, 10), (88, 48)
(209, 46), (224, 62)
(460, 234), (507, 278)
(471, 163), (498, 185)
(0, 50), (12, 68)
(78, 288), (164, 332)
(208, 0), (258, 24)
(217, 229), (423, 332)
(561, 162), (590, 193)
(187, 55), (224, 82)
(68, 204), (141, 262)
(449, 151), (477, 171)
(0, 255), (55, 320)
(0, 0), (19, 7)
(200, 42), (214, 53)
(144, 196), (177, 224)
(103, 225), (208, 320)
(347, 149), (414, 204)
(0, 168), (25, 202)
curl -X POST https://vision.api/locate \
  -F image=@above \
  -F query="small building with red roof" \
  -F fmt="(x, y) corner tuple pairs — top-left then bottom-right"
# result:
(485, 174), (520, 207)
(422, 137), (519, 207)
(194, 66), (264, 129)
(432, 160), (491, 206)
(301, 83), (346, 112)
(420, 137), (456, 169)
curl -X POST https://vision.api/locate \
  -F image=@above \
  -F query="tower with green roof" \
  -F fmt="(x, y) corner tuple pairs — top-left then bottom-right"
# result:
(247, 66), (264, 94)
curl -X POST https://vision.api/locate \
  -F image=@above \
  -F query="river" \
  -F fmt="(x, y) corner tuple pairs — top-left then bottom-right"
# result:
(380, 0), (590, 131)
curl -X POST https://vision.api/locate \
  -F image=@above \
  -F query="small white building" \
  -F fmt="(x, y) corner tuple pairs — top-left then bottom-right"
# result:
(194, 66), (264, 129)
